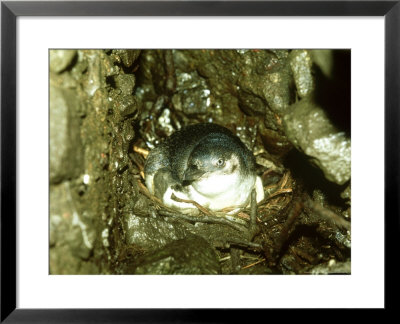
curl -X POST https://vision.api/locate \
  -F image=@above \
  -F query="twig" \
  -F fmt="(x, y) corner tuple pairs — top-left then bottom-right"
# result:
(274, 200), (303, 254)
(220, 206), (241, 213)
(133, 146), (149, 158)
(250, 189), (257, 227)
(170, 193), (214, 216)
(129, 152), (145, 173)
(242, 258), (266, 269)
(261, 169), (277, 179)
(257, 188), (293, 206)
(136, 180), (164, 206)
(219, 256), (231, 262)
(220, 238), (263, 250)
(237, 212), (250, 220)
(267, 188), (293, 200)
(305, 199), (351, 231)
(279, 172), (290, 189)
(248, 189), (259, 241)
(157, 209), (248, 233)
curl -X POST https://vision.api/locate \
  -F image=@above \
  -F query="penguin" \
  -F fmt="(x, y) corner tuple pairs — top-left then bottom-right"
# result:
(144, 123), (264, 214)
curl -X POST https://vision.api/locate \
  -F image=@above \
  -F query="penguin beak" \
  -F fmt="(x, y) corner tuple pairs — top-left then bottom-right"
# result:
(183, 167), (206, 182)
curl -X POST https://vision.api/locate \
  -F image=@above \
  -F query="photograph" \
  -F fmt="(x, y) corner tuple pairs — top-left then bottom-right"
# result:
(1, 0), (396, 319)
(49, 49), (351, 275)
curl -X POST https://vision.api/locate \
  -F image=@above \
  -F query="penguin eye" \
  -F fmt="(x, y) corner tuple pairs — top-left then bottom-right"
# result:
(216, 158), (225, 167)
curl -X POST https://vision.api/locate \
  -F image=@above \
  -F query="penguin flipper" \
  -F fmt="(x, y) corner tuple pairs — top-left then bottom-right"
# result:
(153, 167), (182, 200)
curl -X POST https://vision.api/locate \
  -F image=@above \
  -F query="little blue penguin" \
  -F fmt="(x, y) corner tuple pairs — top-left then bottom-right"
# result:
(144, 123), (265, 214)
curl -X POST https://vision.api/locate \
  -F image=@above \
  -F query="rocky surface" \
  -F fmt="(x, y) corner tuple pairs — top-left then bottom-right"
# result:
(283, 97), (351, 185)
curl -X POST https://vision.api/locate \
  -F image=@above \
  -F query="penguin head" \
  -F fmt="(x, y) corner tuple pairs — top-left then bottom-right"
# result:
(183, 133), (252, 197)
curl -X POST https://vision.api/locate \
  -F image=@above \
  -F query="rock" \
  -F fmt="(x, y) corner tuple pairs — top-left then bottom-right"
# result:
(341, 183), (351, 201)
(124, 235), (221, 274)
(50, 183), (97, 273)
(237, 89), (266, 116)
(289, 49), (314, 98)
(172, 70), (211, 115)
(139, 49), (293, 127)
(111, 49), (141, 68)
(49, 79), (83, 184)
(308, 260), (351, 274)
(310, 50), (334, 79)
(49, 50), (77, 73)
(232, 49), (293, 115)
(49, 49), (144, 275)
(258, 122), (292, 156)
(112, 94), (139, 118)
(283, 98), (351, 185)
(113, 74), (136, 95)
(123, 213), (190, 250)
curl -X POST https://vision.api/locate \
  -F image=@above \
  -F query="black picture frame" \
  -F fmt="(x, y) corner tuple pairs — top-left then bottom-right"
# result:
(1, 0), (398, 321)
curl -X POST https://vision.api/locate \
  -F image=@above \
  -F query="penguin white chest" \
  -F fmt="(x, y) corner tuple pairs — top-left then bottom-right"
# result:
(162, 173), (264, 213)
